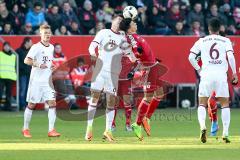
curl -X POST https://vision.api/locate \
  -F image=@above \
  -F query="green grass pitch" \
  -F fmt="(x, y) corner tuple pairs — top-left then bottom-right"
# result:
(0, 108), (240, 160)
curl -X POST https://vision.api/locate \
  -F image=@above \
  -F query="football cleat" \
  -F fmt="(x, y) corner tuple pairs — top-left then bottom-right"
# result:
(210, 121), (219, 136)
(142, 116), (151, 136)
(22, 129), (32, 138)
(200, 129), (207, 143)
(103, 130), (115, 142)
(48, 129), (61, 137)
(126, 124), (132, 132)
(85, 126), (93, 141)
(131, 123), (143, 141)
(222, 136), (231, 143)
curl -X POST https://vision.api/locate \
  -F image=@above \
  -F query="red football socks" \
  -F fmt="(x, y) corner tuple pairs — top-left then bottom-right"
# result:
(136, 100), (149, 125)
(146, 97), (161, 119)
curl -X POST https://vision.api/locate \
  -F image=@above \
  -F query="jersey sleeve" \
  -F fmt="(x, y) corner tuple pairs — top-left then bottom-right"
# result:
(26, 44), (38, 59)
(92, 29), (105, 44)
(225, 38), (234, 53)
(190, 39), (201, 55)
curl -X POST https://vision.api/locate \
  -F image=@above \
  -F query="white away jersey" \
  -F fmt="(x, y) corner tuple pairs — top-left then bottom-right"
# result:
(190, 35), (234, 77)
(26, 42), (54, 86)
(92, 29), (128, 74)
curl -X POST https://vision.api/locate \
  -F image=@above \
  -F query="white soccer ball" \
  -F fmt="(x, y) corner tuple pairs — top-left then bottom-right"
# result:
(181, 99), (191, 108)
(123, 6), (138, 20)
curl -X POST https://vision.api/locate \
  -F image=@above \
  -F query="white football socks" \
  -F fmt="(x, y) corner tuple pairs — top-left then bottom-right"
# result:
(48, 107), (56, 132)
(87, 105), (97, 127)
(221, 107), (230, 137)
(106, 108), (115, 131)
(23, 107), (33, 130)
(198, 105), (206, 130)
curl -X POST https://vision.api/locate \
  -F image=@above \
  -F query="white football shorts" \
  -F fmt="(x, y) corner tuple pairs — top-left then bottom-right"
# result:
(90, 69), (118, 95)
(198, 74), (229, 97)
(26, 83), (56, 103)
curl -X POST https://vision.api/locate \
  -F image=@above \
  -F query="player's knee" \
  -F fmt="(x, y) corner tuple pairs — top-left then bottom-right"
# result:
(123, 95), (131, 106)
(106, 94), (116, 109)
(47, 100), (56, 107)
(154, 87), (164, 99)
(27, 103), (36, 110)
(143, 96), (152, 103)
(90, 91), (101, 106)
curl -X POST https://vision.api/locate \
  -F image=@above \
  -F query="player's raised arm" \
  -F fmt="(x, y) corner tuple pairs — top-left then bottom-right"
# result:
(188, 40), (201, 72)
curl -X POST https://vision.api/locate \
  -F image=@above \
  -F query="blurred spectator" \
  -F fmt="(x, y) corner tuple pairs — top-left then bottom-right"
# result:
(55, 25), (71, 35)
(233, 7), (240, 24)
(169, 21), (186, 35)
(61, 1), (79, 29)
(53, 43), (67, 68)
(220, 3), (235, 26)
(70, 57), (89, 87)
(186, 20), (205, 37)
(1, 23), (14, 35)
(56, 0), (77, 9)
(78, 0), (96, 34)
(165, 3), (185, 30)
(19, 23), (34, 35)
(69, 21), (82, 35)
(96, 1), (114, 29)
(11, 3), (25, 33)
(46, 4), (62, 33)
(90, 22), (105, 35)
(219, 24), (226, 36)
(16, 37), (32, 110)
(0, 1), (15, 33)
(70, 57), (91, 98)
(52, 43), (80, 110)
(187, 3), (204, 30)
(25, 1), (46, 31)
(231, 0), (240, 8)
(0, 42), (16, 111)
(148, 6), (170, 35)
(206, 4), (228, 27)
(136, 6), (147, 34)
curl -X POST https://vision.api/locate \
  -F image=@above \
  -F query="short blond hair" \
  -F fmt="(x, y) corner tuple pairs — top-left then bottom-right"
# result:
(39, 24), (51, 31)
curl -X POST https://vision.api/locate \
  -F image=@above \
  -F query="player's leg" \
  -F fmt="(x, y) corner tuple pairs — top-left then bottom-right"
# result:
(198, 97), (208, 143)
(103, 93), (116, 141)
(198, 79), (213, 143)
(132, 91), (153, 140)
(142, 87), (164, 136)
(207, 91), (219, 136)
(46, 100), (60, 137)
(216, 81), (231, 143)
(85, 90), (101, 141)
(22, 102), (36, 138)
(123, 94), (133, 131)
(22, 83), (41, 138)
(218, 97), (231, 143)
(103, 73), (119, 141)
(85, 71), (104, 141)
(42, 85), (60, 137)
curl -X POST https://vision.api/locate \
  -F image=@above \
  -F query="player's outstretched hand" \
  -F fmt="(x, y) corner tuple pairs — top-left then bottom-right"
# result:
(40, 63), (48, 69)
(231, 73), (238, 85)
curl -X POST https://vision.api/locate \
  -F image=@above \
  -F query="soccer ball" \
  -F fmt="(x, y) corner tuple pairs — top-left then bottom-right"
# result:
(123, 6), (138, 20)
(181, 99), (191, 108)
